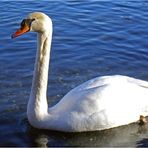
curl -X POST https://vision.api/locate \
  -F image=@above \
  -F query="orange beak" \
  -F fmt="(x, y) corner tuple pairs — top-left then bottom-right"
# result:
(11, 24), (30, 38)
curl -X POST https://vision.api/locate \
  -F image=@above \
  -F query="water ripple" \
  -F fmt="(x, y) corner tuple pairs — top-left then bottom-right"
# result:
(1, 0), (148, 147)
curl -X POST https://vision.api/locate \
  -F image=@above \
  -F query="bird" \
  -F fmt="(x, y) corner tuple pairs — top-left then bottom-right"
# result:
(12, 12), (148, 132)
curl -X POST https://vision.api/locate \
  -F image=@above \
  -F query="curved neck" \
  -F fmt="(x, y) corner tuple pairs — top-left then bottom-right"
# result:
(28, 30), (52, 118)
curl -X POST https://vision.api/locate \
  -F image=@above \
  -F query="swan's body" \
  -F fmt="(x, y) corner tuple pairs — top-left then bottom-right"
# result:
(12, 12), (148, 132)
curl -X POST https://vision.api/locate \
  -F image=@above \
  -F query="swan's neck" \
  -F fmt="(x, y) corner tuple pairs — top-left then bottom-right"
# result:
(27, 30), (52, 120)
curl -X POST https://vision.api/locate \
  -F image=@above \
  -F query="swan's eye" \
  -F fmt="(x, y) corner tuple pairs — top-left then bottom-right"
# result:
(32, 18), (35, 22)
(28, 18), (36, 26)
(20, 19), (35, 29)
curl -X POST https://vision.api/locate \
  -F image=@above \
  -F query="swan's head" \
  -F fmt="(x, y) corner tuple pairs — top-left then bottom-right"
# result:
(12, 12), (52, 38)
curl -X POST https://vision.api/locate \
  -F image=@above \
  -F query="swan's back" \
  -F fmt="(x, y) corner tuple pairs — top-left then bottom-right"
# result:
(49, 75), (148, 131)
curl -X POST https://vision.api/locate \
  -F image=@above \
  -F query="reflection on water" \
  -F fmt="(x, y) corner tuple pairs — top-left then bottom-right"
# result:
(27, 120), (148, 147)
(1, 0), (148, 147)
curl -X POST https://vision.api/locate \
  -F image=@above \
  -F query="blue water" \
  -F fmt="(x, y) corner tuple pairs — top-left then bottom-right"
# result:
(1, 0), (148, 147)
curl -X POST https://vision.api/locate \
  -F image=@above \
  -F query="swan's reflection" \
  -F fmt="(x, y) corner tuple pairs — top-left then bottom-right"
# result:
(35, 134), (48, 147)
(27, 119), (148, 147)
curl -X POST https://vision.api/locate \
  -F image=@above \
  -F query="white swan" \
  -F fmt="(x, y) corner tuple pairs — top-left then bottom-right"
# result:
(12, 12), (148, 132)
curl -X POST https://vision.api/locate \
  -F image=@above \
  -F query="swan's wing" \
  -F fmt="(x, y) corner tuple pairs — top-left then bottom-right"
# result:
(49, 75), (148, 131)
(70, 74), (148, 113)
(50, 75), (148, 114)
(76, 75), (148, 91)
(50, 76), (127, 114)
(127, 76), (148, 89)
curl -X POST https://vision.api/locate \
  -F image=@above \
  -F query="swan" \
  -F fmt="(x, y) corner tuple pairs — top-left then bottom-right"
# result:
(11, 12), (148, 132)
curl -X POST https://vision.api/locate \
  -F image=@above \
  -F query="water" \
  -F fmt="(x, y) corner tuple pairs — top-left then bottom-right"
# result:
(1, 0), (148, 146)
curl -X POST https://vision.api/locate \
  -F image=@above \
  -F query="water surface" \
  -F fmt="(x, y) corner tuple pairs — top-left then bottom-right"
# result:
(1, 0), (148, 147)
